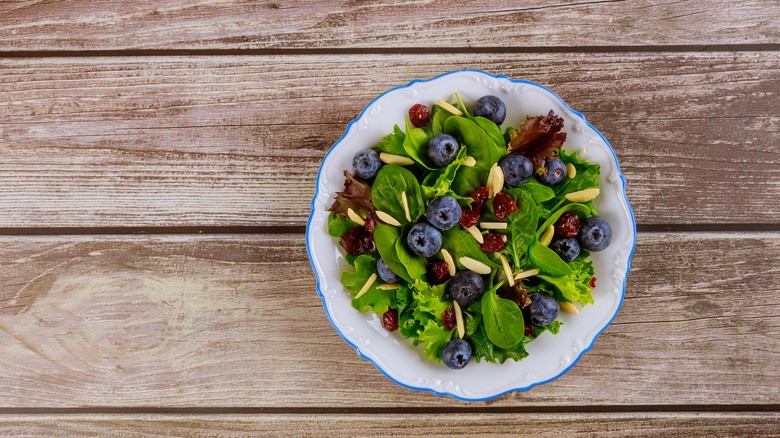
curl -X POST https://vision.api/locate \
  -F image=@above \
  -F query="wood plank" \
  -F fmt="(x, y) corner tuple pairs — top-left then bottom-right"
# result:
(0, 232), (777, 407)
(0, 53), (777, 227)
(0, 413), (776, 437)
(0, 0), (776, 50)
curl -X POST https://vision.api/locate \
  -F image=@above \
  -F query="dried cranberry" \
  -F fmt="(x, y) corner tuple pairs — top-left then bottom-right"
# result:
(340, 226), (370, 255)
(409, 104), (430, 128)
(555, 211), (581, 238)
(524, 325), (533, 337)
(493, 192), (518, 220)
(590, 277), (597, 288)
(382, 309), (398, 332)
(428, 261), (450, 284)
(469, 187), (489, 209)
(499, 284), (527, 309)
(459, 207), (480, 228)
(480, 233), (505, 253)
(442, 308), (456, 331)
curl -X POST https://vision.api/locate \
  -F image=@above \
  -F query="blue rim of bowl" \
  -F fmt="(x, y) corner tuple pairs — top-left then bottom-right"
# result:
(306, 69), (637, 401)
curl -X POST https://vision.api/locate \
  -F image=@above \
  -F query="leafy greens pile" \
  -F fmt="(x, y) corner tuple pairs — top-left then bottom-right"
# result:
(327, 96), (601, 364)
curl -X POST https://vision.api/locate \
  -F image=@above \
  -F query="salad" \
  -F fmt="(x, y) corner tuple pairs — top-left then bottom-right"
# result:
(326, 94), (612, 369)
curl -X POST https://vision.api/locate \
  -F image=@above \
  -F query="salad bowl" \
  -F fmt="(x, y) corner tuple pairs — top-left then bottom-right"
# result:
(306, 70), (636, 400)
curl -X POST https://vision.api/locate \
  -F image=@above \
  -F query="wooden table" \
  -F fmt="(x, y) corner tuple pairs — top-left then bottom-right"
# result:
(0, 1), (778, 436)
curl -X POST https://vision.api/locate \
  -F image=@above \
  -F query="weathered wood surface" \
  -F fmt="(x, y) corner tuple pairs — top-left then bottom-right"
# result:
(0, 232), (777, 407)
(0, 413), (776, 437)
(1, 53), (777, 228)
(0, 0), (777, 51)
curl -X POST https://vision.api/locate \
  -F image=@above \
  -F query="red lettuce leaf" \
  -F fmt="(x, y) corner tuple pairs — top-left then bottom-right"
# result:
(329, 170), (375, 217)
(507, 110), (567, 169)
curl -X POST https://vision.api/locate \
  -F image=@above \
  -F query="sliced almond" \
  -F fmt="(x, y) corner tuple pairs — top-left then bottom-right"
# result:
(436, 99), (464, 116)
(453, 301), (466, 339)
(347, 208), (366, 226)
(480, 222), (508, 230)
(559, 302), (580, 314)
(379, 152), (415, 166)
(565, 188), (600, 203)
(465, 225), (484, 244)
(462, 156), (477, 167)
(459, 256), (491, 275)
(376, 283), (399, 291)
(540, 225), (554, 247)
(375, 210), (401, 227)
(440, 249), (456, 277)
(514, 268), (540, 281)
(492, 164), (505, 195)
(355, 273), (377, 299)
(566, 162), (576, 179)
(499, 254), (515, 287)
(401, 191), (412, 222)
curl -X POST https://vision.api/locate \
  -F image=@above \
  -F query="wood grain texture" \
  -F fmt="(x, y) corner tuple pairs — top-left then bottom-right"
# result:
(0, 232), (777, 407)
(0, 413), (777, 437)
(0, 0), (777, 50)
(1, 53), (778, 227)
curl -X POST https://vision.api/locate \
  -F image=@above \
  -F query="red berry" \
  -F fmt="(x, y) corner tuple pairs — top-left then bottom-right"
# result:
(382, 308), (399, 332)
(590, 277), (597, 288)
(459, 207), (480, 228)
(493, 192), (518, 220)
(480, 233), (505, 253)
(524, 325), (533, 337)
(409, 104), (430, 128)
(428, 261), (450, 284)
(555, 211), (581, 238)
(469, 187), (489, 209)
(442, 308), (456, 331)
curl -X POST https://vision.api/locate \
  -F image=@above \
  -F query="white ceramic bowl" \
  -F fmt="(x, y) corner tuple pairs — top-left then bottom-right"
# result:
(306, 70), (636, 400)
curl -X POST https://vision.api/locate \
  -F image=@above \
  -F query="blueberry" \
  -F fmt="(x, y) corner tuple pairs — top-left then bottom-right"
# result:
(406, 223), (442, 258)
(537, 158), (567, 186)
(352, 149), (382, 179)
(376, 257), (400, 283)
(499, 154), (534, 187)
(550, 237), (580, 263)
(426, 196), (462, 230)
(473, 95), (506, 125)
(578, 216), (612, 251)
(447, 271), (485, 306)
(526, 293), (559, 326)
(427, 134), (460, 167)
(442, 339), (472, 369)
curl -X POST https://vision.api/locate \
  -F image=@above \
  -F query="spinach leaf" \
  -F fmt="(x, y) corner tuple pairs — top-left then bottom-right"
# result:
(529, 241), (573, 276)
(374, 223), (411, 283)
(520, 179), (555, 204)
(402, 116), (435, 170)
(420, 147), (472, 204)
(327, 212), (358, 237)
(430, 104), (454, 136)
(373, 125), (407, 156)
(535, 203), (591, 241)
(444, 116), (503, 171)
(473, 116), (506, 152)
(395, 234), (427, 280)
(451, 166), (488, 197)
(496, 188), (539, 268)
(440, 227), (500, 270)
(371, 165), (425, 225)
(341, 253), (396, 314)
(481, 282), (525, 349)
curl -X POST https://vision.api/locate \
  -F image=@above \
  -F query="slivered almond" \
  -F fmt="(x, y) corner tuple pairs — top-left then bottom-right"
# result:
(560, 302), (580, 314)
(375, 210), (401, 227)
(501, 235), (507, 243)
(401, 191), (411, 222)
(492, 164), (505, 195)
(514, 268), (540, 281)
(379, 152), (415, 166)
(441, 249), (456, 277)
(465, 225), (484, 244)
(377, 283), (399, 291)
(453, 301), (466, 339)
(566, 163), (576, 179)
(480, 222), (508, 230)
(499, 254), (515, 287)
(355, 273), (377, 299)
(565, 188), (600, 202)
(436, 99), (464, 116)
(347, 208), (365, 226)
(582, 147), (588, 153)
(486, 163), (496, 197)
(540, 225), (554, 247)
(460, 256), (492, 275)
(462, 156), (477, 167)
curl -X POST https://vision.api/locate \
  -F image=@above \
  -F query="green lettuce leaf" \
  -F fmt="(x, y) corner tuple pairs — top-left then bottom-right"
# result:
(341, 254), (395, 314)
(440, 227), (500, 270)
(327, 212), (358, 237)
(373, 125), (407, 156)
